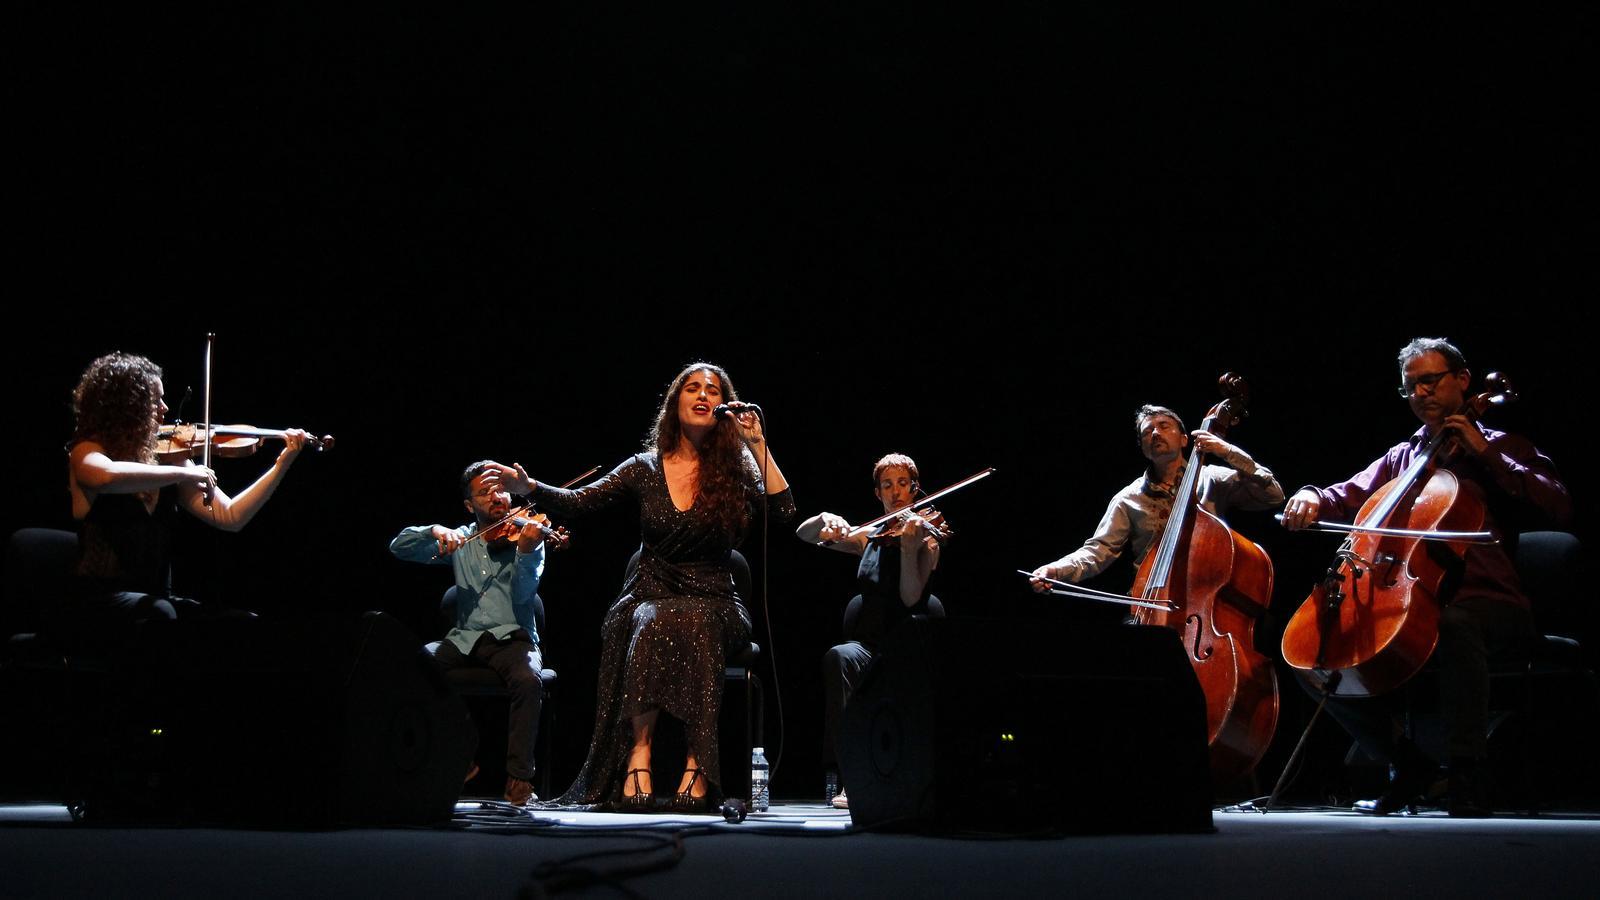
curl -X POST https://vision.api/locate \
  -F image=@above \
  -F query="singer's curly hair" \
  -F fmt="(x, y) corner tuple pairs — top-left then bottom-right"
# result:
(648, 362), (760, 537)
(71, 352), (164, 463)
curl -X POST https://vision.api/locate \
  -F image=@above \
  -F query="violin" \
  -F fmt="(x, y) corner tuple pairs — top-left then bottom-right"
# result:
(178, 333), (330, 506)
(155, 423), (334, 464)
(479, 511), (571, 552)
(817, 468), (994, 546)
(455, 465), (599, 555)
(1280, 374), (1516, 698)
(867, 507), (953, 546)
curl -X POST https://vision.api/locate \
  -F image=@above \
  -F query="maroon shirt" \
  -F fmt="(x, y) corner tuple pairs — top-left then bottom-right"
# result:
(1306, 423), (1571, 609)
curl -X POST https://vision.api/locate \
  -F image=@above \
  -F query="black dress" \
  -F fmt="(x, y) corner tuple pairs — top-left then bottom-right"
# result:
(534, 452), (794, 804)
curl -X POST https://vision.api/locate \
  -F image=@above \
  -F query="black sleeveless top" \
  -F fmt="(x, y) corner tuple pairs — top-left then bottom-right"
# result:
(75, 489), (175, 597)
(849, 528), (933, 646)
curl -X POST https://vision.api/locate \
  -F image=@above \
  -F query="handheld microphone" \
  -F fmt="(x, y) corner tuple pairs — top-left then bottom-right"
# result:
(713, 402), (763, 419)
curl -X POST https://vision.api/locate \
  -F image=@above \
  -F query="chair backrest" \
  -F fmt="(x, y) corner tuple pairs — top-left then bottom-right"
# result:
(1514, 531), (1586, 637)
(623, 546), (752, 600)
(4, 528), (79, 638)
(439, 585), (546, 641)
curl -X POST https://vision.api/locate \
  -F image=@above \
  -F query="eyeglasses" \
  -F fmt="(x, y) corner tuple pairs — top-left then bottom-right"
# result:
(1397, 370), (1460, 398)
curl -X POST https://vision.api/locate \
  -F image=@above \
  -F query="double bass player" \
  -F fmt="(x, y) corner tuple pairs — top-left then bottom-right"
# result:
(1029, 398), (1286, 780)
(1282, 337), (1571, 816)
(1029, 403), (1285, 602)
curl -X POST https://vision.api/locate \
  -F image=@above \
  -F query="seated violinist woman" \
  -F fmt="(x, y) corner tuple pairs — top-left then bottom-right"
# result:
(795, 452), (943, 810)
(64, 351), (307, 652)
(481, 362), (792, 812)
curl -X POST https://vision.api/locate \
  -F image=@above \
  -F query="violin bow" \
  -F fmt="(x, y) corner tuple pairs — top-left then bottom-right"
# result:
(201, 332), (215, 507)
(818, 467), (996, 546)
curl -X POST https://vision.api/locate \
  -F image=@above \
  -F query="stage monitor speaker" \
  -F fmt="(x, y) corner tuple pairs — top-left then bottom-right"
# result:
(839, 618), (1213, 834)
(84, 611), (474, 827)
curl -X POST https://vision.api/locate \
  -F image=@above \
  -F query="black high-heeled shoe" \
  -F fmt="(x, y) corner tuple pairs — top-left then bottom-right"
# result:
(667, 767), (710, 814)
(620, 768), (655, 812)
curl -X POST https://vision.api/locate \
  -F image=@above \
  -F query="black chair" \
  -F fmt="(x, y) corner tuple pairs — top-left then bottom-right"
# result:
(428, 587), (559, 799)
(1487, 531), (1600, 808)
(3, 528), (81, 670)
(1354, 532), (1599, 809)
(2, 528), (112, 806)
(623, 548), (765, 802)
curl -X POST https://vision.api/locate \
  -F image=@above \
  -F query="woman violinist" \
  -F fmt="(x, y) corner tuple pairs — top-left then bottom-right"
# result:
(1281, 338), (1571, 816)
(795, 452), (946, 809)
(64, 352), (308, 652)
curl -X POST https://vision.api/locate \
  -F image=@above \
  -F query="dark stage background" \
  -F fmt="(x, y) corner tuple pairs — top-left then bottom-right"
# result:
(5, 6), (1592, 800)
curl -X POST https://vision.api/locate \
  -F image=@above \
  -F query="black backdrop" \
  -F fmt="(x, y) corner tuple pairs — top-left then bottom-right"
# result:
(6, 6), (1592, 799)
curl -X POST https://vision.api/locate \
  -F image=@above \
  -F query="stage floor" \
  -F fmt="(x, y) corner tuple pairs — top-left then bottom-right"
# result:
(4, 800), (1599, 898)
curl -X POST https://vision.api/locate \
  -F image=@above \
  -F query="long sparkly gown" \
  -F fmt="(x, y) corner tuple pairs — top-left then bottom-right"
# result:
(534, 452), (794, 804)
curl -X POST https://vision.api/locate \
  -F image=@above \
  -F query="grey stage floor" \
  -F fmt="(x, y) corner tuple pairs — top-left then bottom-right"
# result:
(4, 800), (1600, 898)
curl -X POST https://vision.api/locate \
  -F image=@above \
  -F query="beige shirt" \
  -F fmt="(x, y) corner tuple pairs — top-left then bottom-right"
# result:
(1044, 463), (1285, 584)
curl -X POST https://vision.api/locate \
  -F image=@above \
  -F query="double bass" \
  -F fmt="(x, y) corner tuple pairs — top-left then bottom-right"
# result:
(1279, 375), (1514, 697)
(1034, 375), (1279, 781)
(1129, 374), (1279, 781)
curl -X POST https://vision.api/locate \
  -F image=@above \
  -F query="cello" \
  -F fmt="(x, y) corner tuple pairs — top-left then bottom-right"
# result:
(1034, 375), (1279, 780)
(1279, 375), (1514, 697)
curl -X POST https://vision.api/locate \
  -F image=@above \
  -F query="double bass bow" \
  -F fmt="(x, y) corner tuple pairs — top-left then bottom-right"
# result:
(1279, 374), (1517, 698)
(1033, 374), (1280, 781)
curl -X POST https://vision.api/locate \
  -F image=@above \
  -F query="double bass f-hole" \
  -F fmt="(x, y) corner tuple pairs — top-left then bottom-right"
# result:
(1186, 614), (1213, 662)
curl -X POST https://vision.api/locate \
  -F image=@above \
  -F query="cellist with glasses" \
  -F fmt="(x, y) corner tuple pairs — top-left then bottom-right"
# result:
(1281, 337), (1571, 817)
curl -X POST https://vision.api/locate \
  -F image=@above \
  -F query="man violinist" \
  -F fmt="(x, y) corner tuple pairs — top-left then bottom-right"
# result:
(1028, 404), (1285, 598)
(796, 452), (944, 809)
(390, 460), (550, 806)
(1282, 337), (1571, 816)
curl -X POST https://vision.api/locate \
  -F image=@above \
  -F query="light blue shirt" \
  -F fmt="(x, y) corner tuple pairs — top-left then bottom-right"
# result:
(389, 523), (545, 654)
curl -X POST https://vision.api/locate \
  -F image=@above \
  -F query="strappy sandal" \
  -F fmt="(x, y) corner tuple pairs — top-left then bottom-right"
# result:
(620, 768), (655, 811)
(667, 767), (711, 814)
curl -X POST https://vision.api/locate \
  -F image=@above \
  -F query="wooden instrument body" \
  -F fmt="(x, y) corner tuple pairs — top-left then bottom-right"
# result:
(1280, 468), (1486, 697)
(1134, 505), (1280, 780)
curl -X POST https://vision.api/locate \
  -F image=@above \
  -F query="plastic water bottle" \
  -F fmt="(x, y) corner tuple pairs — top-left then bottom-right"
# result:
(750, 746), (770, 812)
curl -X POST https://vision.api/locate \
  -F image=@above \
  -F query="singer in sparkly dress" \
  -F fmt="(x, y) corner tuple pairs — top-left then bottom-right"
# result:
(483, 362), (792, 811)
